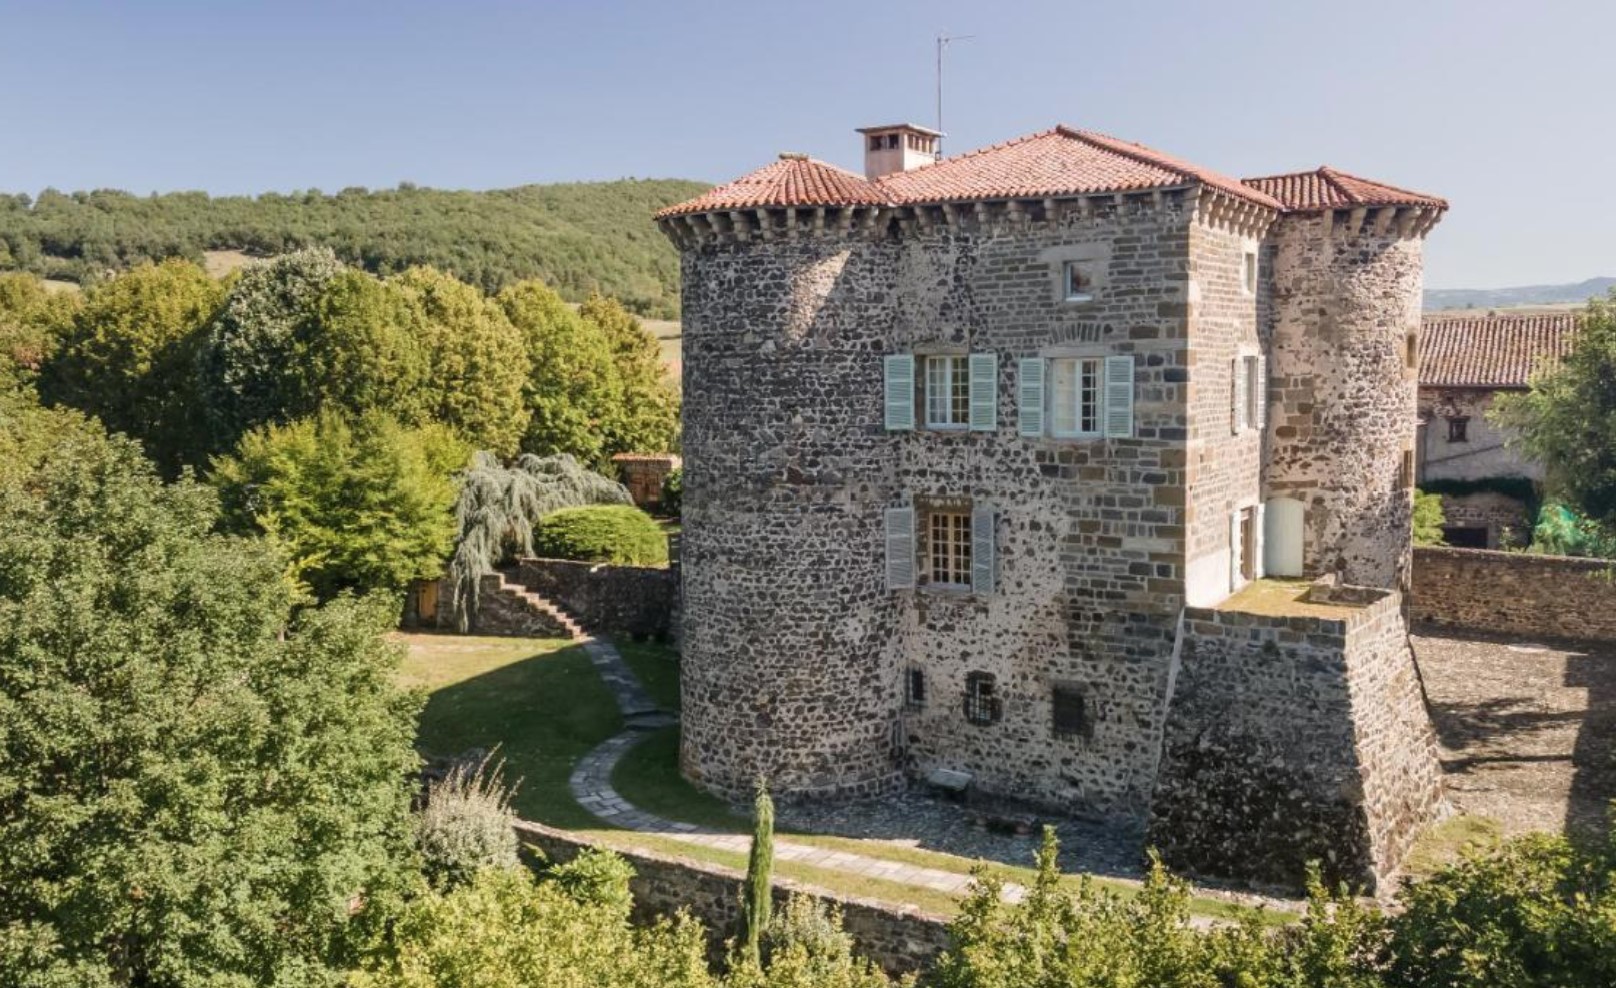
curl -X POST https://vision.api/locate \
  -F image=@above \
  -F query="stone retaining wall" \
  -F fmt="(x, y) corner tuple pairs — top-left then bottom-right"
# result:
(513, 820), (951, 976)
(1148, 586), (1444, 892)
(514, 557), (679, 640)
(1412, 545), (1616, 643)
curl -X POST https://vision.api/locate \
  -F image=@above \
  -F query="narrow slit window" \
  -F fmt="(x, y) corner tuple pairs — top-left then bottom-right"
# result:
(1242, 250), (1258, 295)
(905, 667), (926, 708)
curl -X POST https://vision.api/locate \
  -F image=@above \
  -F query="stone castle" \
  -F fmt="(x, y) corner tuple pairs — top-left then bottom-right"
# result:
(656, 123), (1449, 890)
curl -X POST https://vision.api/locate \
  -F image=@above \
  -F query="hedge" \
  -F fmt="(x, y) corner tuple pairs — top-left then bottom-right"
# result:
(532, 505), (669, 567)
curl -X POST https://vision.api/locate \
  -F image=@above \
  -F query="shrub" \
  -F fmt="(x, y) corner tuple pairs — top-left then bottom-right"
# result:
(211, 410), (469, 599)
(532, 504), (669, 566)
(547, 847), (637, 913)
(416, 753), (520, 890)
(1412, 489), (1446, 546)
(445, 452), (633, 630)
(662, 465), (683, 516)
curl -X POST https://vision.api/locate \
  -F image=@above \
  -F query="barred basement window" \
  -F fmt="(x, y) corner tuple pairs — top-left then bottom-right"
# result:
(905, 667), (926, 708)
(925, 510), (973, 588)
(1051, 684), (1090, 739)
(963, 672), (1002, 726)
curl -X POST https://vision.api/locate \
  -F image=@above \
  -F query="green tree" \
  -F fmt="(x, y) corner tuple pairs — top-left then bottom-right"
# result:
(1412, 490), (1446, 546)
(498, 280), (623, 463)
(393, 267), (529, 456)
(40, 259), (223, 473)
(0, 272), (77, 385)
(579, 292), (680, 455)
(1493, 290), (1616, 536)
(212, 411), (469, 599)
(0, 415), (422, 986)
(198, 247), (345, 447)
(296, 269), (428, 424)
(742, 784), (776, 970)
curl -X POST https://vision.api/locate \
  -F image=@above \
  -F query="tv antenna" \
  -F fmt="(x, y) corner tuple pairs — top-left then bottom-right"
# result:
(936, 32), (975, 157)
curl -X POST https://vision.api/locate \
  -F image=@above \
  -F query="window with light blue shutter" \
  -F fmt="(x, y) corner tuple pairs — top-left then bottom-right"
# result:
(885, 505), (915, 590)
(1103, 355), (1134, 438)
(1018, 358), (1045, 437)
(884, 355), (915, 431)
(970, 506), (995, 595)
(968, 353), (997, 432)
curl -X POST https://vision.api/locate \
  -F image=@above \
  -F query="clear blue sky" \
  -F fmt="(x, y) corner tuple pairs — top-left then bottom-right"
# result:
(1, 0), (1609, 289)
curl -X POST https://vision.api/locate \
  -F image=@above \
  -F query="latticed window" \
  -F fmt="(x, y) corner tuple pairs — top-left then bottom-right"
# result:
(924, 355), (970, 427)
(964, 672), (1002, 726)
(1049, 357), (1101, 437)
(905, 667), (926, 708)
(926, 510), (972, 587)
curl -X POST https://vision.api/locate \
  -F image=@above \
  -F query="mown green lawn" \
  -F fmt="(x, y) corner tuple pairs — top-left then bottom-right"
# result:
(396, 632), (621, 829)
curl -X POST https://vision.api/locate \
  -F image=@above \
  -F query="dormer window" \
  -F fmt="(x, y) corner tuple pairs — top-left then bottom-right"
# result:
(1064, 262), (1095, 303)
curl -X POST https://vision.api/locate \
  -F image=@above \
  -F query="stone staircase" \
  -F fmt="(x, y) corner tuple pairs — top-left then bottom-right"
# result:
(473, 570), (586, 639)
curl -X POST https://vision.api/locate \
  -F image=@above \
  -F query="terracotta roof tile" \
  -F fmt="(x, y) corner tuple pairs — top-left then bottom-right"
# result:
(1244, 167), (1447, 212)
(1419, 312), (1580, 389)
(658, 125), (1283, 220)
(655, 155), (883, 219)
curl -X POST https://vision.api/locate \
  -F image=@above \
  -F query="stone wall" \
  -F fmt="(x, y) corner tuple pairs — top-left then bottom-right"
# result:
(1412, 546), (1616, 642)
(1433, 490), (1532, 549)
(1262, 212), (1424, 590)
(613, 453), (681, 511)
(514, 557), (679, 640)
(513, 820), (952, 976)
(1416, 388), (1540, 484)
(468, 573), (570, 637)
(1148, 584), (1444, 892)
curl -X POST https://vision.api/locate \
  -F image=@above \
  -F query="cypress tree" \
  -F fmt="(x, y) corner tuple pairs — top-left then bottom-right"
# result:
(741, 780), (775, 968)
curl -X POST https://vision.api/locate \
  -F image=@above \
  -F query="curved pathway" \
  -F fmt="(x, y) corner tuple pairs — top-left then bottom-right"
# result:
(566, 632), (1023, 902)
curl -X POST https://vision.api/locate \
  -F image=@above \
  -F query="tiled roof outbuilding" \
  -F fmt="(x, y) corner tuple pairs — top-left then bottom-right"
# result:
(1419, 312), (1580, 389)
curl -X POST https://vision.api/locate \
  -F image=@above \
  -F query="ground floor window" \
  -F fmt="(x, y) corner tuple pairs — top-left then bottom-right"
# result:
(963, 672), (1002, 726)
(905, 667), (926, 708)
(1051, 683), (1090, 739)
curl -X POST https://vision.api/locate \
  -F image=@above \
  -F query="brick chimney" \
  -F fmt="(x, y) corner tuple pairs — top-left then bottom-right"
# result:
(857, 123), (942, 180)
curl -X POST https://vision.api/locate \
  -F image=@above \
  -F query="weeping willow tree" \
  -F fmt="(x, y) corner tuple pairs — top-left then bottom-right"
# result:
(448, 452), (631, 630)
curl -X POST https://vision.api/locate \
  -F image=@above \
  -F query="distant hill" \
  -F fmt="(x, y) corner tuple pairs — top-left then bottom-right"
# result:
(0, 179), (710, 318)
(1425, 277), (1614, 312)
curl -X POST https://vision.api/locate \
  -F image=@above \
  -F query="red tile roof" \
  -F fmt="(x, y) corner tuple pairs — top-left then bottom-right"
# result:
(655, 154), (884, 218)
(1420, 312), (1580, 389)
(877, 126), (1282, 210)
(1243, 167), (1447, 212)
(658, 131), (1448, 221)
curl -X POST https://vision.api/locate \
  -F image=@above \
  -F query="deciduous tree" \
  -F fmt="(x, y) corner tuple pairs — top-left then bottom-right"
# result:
(579, 291), (679, 455)
(499, 280), (623, 463)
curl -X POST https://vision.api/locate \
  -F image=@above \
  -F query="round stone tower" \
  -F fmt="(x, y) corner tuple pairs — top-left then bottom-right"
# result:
(1258, 175), (1446, 589)
(659, 162), (908, 801)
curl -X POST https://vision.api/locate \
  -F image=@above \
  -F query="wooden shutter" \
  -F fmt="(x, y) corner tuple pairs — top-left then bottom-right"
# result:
(1231, 356), (1247, 433)
(1018, 358), (1045, 437)
(1103, 355), (1134, 438)
(885, 505), (915, 590)
(1229, 510), (1243, 590)
(968, 352), (998, 432)
(1253, 502), (1267, 579)
(1255, 355), (1268, 432)
(884, 355), (915, 431)
(970, 506), (995, 595)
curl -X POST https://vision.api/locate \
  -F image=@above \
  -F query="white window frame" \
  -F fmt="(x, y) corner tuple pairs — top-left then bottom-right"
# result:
(1047, 356), (1104, 439)
(1063, 261), (1095, 303)
(923, 354), (970, 430)
(924, 508), (973, 590)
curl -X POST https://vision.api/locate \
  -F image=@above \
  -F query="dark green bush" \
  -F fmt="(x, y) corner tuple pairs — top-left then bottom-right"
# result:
(532, 504), (668, 566)
(661, 465), (683, 516)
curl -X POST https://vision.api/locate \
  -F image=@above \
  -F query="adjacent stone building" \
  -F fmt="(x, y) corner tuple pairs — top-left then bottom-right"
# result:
(658, 124), (1448, 890)
(1416, 312), (1579, 547)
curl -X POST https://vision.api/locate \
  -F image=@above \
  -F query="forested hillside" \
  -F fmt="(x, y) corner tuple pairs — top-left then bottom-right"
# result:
(0, 178), (708, 317)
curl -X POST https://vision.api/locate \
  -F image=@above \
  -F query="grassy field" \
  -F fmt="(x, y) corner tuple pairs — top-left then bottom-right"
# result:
(397, 632), (621, 829)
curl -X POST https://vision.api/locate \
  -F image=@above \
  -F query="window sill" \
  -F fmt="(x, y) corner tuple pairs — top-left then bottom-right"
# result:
(1062, 294), (1095, 305)
(923, 423), (970, 432)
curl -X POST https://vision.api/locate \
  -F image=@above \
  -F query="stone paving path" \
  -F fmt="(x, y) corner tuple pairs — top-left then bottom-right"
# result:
(566, 633), (1025, 903)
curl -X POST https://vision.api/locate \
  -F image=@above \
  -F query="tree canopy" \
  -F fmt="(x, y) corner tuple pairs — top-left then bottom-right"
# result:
(0, 179), (706, 318)
(0, 402), (422, 985)
(1493, 290), (1616, 538)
